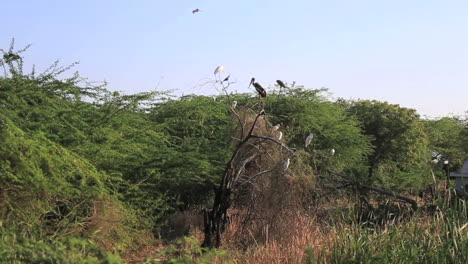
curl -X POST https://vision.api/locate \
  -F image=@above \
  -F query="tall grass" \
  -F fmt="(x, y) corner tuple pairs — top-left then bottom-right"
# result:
(319, 198), (468, 264)
(156, 188), (468, 264)
(223, 195), (468, 263)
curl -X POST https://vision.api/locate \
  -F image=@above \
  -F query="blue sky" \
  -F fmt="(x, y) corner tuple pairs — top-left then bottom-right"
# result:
(2, 0), (467, 117)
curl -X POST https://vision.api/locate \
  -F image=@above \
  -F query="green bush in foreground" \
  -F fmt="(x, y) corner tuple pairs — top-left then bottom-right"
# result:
(151, 237), (233, 264)
(0, 230), (122, 264)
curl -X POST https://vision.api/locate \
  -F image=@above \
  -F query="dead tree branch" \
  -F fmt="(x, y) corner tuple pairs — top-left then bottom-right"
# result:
(202, 108), (295, 248)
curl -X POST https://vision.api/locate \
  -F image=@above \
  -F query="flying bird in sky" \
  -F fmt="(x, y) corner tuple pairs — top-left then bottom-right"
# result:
(192, 8), (201, 14)
(249, 77), (267, 97)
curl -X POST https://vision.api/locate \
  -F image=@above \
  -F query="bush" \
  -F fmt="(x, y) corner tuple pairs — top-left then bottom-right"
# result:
(0, 230), (122, 264)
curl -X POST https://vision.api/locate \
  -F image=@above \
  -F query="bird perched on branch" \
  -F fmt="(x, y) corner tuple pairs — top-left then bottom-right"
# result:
(276, 80), (287, 95)
(330, 149), (335, 156)
(272, 124), (281, 132)
(283, 159), (290, 171)
(277, 131), (283, 140)
(249, 77), (266, 97)
(231, 101), (237, 109)
(222, 75), (230, 82)
(276, 80), (287, 88)
(305, 133), (314, 147)
(192, 8), (201, 14)
(214, 65), (226, 75)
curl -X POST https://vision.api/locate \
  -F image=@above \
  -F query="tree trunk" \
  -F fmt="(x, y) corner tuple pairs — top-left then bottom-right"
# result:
(202, 164), (234, 248)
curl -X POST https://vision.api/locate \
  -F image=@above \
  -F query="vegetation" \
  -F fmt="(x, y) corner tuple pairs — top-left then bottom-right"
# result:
(1, 42), (467, 263)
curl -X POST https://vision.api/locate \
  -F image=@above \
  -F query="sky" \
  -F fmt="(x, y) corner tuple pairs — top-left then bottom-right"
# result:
(1, 0), (467, 118)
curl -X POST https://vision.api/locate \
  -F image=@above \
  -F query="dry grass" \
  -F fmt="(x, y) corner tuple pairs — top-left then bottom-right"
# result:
(179, 207), (332, 264)
(225, 213), (331, 264)
(156, 188), (468, 264)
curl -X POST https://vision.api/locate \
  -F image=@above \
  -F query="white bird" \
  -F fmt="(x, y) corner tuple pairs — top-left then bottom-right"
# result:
(231, 101), (237, 109)
(330, 149), (335, 156)
(277, 131), (283, 140)
(305, 133), (314, 147)
(272, 124), (281, 131)
(444, 160), (449, 165)
(214, 66), (226, 75)
(431, 159), (438, 164)
(283, 158), (290, 171)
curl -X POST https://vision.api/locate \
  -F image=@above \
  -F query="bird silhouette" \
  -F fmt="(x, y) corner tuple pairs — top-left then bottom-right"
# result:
(249, 77), (266, 97)
(192, 8), (201, 14)
(276, 80), (286, 88)
(222, 75), (230, 82)
(276, 80), (287, 96)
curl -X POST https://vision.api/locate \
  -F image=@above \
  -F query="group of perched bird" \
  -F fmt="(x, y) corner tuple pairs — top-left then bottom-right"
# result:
(214, 65), (287, 98)
(282, 134), (335, 172)
(273, 124), (317, 172)
(213, 66), (335, 173)
(249, 78), (288, 98)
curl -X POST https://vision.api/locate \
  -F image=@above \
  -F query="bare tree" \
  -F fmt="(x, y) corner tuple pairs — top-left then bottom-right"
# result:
(202, 100), (295, 248)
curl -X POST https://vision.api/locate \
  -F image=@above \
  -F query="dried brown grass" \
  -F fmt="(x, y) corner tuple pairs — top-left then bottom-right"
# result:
(187, 170), (336, 264)
(224, 212), (332, 264)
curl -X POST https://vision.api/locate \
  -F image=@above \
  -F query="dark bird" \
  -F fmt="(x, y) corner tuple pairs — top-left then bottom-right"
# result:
(276, 80), (287, 88)
(192, 8), (201, 14)
(276, 80), (287, 95)
(249, 77), (267, 98)
(222, 75), (230, 82)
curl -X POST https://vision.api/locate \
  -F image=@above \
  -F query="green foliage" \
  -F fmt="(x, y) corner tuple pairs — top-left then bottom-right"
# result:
(265, 88), (372, 178)
(346, 100), (431, 190)
(149, 95), (233, 207)
(152, 237), (233, 264)
(0, 43), (161, 251)
(305, 247), (316, 264)
(0, 114), (107, 236)
(1, 45), (173, 227)
(424, 117), (468, 177)
(0, 230), (122, 264)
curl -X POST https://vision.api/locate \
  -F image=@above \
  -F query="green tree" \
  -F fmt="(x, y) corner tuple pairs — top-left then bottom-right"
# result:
(149, 95), (233, 208)
(346, 100), (431, 190)
(423, 116), (468, 178)
(264, 88), (372, 178)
